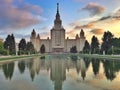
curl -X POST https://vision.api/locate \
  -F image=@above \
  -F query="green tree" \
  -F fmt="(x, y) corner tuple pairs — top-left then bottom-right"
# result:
(18, 38), (27, 54)
(4, 34), (16, 55)
(101, 31), (113, 54)
(70, 46), (77, 53)
(0, 42), (7, 55)
(26, 42), (35, 54)
(83, 40), (90, 54)
(40, 44), (45, 53)
(111, 38), (120, 48)
(91, 35), (99, 54)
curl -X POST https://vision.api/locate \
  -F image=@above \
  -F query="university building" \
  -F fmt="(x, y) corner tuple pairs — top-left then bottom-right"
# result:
(30, 3), (86, 53)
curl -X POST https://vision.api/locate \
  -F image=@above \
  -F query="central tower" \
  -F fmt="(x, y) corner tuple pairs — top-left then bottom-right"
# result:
(51, 3), (65, 52)
(54, 3), (62, 29)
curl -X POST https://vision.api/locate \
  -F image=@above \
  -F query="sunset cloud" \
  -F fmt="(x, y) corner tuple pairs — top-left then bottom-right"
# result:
(90, 28), (104, 35)
(81, 2), (106, 16)
(0, 0), (44, 31)
(66, 30), (78, 38)
(97, 7), (120, 22)
(74, 23), (94, 29)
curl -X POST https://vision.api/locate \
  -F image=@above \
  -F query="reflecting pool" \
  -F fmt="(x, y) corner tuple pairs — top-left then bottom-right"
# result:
(0, 55), (120, 90)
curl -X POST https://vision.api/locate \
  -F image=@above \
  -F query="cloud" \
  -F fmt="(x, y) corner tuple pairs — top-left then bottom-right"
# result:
(98, 7), (120, 22)
(74, 23), (94, 29)
(0, 0), (44, 31)
(15, 34), (30, 38)
(90, 28), (104, 35)
(18, 2), (43, 15)
(81, 2), (106, 16)
(39, 32), (50, 39)
(74, 7), (120, 31)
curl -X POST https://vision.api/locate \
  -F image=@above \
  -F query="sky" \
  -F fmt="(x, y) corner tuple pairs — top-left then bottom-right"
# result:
(0, 0), (120, 43)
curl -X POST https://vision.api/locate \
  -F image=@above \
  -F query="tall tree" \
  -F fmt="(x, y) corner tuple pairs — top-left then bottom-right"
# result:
(4, 34), (16, 55)
(40, 44), (45, 53)
(101, 31), (113, 54)
(18, 38), (27, 54)
(10, 34), (16, 54)
(83, 40), (90, 54)
(26, 42), (35, 54)
(91, 35), (99, 54)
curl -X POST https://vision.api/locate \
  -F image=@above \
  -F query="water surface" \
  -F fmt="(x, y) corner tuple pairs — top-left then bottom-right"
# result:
(0, 55), (120, 90)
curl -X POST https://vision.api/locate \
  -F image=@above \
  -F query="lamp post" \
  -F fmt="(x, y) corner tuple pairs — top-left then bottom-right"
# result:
(112, 45), (114, 55)
(99, 45), (101, 54)
(8, 46), (9, 55)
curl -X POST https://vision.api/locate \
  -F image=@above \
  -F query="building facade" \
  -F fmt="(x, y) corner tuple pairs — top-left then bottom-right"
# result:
(30, 3), (85, 53)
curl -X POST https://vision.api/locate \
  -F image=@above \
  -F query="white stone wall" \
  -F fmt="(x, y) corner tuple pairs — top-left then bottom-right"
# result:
(36, 39), (40, 52)
(65, 39), (76, 52)
(30, 38), (37, 51)
(80, 38), (85, 52)
(40, 39), (51, 53)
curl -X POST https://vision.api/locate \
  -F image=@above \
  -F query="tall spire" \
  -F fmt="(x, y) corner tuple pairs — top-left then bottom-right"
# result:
(57, 3), (59, 13)
(56, 3), (60, 17)
(54, 3), (62, 29)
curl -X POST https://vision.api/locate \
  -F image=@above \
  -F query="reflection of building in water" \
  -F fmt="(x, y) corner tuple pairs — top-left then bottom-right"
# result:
(50, 56), (66, 90)
(29, 57), (40, 81)
(29, 56), (51, 81)
(70, 56), (87, 80)
(79, 58), (86, 80)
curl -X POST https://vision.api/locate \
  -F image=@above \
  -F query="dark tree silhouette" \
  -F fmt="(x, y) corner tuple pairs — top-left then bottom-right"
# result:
(101, 31), (113, 54)
(26, 42), (35, 54)
(70, 46), (77, 53)
(83, 40), (90, 54)
(91, 35), (99, 54)
(40, 44), (45, 53)
(18, 38), (27, 54)
(4, 34), (16, 55)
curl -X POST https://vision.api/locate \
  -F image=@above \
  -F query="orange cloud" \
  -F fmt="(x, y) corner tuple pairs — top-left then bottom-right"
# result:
(74, 23), (94, 29)
(66, 30), (79, 38)
(90, 28), (104, 35)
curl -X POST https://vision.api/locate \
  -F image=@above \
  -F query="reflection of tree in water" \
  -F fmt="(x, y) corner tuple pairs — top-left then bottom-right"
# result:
(18, 61), (25, 74)
(91, 58), (100, 75)
(70, 55), (87, 80)
(84, 57), (91, 70)
(2, 62), (14, 80)
(70, 55), (78, 61)
(102, 60), (116, 81)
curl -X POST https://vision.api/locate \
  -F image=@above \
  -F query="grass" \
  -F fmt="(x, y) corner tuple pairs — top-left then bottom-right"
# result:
(79, 54), (120, 60)
(1, 53), (120, 62)
(0, 54), (41, 61)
